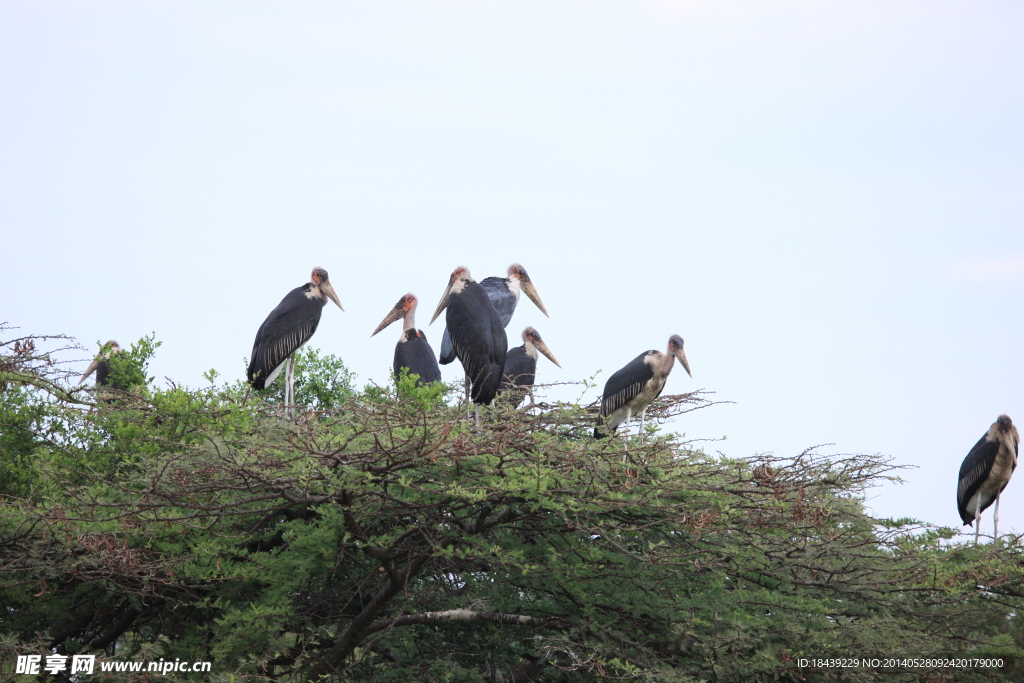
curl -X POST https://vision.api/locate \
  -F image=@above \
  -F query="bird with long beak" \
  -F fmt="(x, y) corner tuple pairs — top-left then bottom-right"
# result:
(957, 414), (1019, 544)
(78, 340), (123, 389)
(595, 335), (692, 439)
(371, 293), (442, 386)
(438, 263), (548, 365)
(430, 267), (507, 420)
(247, 266), (344, 417)
(499, 327), (561, 407)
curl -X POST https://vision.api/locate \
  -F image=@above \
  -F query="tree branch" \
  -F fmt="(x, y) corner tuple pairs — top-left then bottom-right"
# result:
(363, 608), (564, 638)
(310, 554), (431, 679)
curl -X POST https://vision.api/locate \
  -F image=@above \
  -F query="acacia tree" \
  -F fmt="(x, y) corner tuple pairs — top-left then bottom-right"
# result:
(3, 330), (1024, 682)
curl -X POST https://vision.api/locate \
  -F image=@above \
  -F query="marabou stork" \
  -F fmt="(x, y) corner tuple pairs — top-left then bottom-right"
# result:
(498, 327), (561, 407)
(957, 414), (1020, 544)
(78, 340), (123, 389)
(430, 267), (507, 415)
(247, 267), (343, 415)
(371, 293), (442, 386)
(439, 264), (548, 365)
(594, 335), (692, 439)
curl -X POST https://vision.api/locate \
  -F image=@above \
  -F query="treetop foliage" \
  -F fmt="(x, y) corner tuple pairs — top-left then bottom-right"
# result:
(3, 327), (1024, 682)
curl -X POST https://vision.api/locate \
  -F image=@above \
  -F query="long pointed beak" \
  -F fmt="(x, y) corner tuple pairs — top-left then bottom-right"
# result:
(321, 281), (344, 312)
(371, 306), (403, 337)
(535, 340), (561, 368)
(521, 279), (549, 318)
(78, 359), (100, 385)
(675, 347), (692, 378)
(430, 282), (453, 325)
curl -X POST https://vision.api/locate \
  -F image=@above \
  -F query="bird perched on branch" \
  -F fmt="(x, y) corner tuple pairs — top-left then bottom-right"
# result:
(247, 267), (343, 416)
(595, 335), (691, 439)
(78, 340), (123, 389)
(957, 414), (1019, 544)
(371, 293), (441, 386)
(498, 327), (561, 407)
(438, 263), (548, 365)
(431, 267), (507, 415)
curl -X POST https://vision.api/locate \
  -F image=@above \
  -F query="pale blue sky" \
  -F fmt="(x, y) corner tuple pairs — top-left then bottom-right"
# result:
(2, 1), (1023, 535)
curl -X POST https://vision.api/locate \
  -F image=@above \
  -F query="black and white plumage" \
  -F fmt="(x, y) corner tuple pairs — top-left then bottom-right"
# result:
(594, 335), (692, 439)
(439, 264), (548, 365)
(371, 293), (441, 386)
(957, 414), (1020, 544)
(247, 267), (343, 413)
(78, 340), (122, 389)
(499, 327), (561, 406)
(430, 267), (507, 406)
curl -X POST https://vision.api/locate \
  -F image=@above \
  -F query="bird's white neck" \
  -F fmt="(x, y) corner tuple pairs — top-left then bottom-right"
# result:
(506, 276), (522, 302)
(658, 349), (676, 379)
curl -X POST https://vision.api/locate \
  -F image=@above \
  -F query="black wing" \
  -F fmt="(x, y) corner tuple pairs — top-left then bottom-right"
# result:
(599, 351), (655, 419)
(394, 331), (442, 385)
(95, 357), (127, 391)
(481, 290), (509, 403)
(480, 276), (517, 327)
(448, 284), (507, 404)
(94, 360), (113, 387)
(500, 346), (536, 391)
(439, 277), (514, 365)
(247, 286), (323, 389)
(957, 433), (999, 524)
(438, 327), (457, 365)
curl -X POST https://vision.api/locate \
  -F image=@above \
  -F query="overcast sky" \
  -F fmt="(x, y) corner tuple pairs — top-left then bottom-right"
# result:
(2, 1), (1023, 537)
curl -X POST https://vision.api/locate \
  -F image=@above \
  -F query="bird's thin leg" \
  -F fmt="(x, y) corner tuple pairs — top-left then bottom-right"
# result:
(639, 407), (648, 442)
(621, 410), (633, 463)
(994, 493), (1001, 542)
(975, 496), (982, 545)
(621, 408), (632, 453)
(285, 355), (295, 419)
(474, 404), (480, 428)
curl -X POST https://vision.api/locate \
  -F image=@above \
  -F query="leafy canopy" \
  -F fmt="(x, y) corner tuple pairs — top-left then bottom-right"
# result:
(3, 329), (1024, 682)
